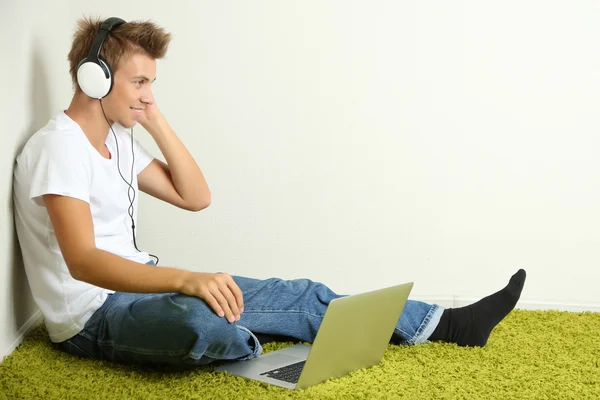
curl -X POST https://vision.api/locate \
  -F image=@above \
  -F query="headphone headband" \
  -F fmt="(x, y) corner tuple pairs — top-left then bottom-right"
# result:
(86, 17), (126, 70)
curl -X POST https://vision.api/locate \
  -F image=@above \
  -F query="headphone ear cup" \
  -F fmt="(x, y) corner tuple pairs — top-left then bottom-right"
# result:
(77, 58), (112, 99)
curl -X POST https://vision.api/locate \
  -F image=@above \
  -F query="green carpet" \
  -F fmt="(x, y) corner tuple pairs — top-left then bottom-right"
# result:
(1, 309), (599, 399)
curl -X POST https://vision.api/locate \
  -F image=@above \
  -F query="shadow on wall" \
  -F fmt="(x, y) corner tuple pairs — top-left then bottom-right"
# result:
(10, 39), (53, 330)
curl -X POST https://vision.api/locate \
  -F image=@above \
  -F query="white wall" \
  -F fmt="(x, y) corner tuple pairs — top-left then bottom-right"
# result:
(3, 0), (600, 358)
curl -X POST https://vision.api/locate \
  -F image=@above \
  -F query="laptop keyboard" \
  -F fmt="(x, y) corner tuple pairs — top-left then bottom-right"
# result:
(259, 360), (306, 384)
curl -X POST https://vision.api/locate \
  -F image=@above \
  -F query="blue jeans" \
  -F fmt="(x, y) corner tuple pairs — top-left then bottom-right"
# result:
(56, 261), (443, 366)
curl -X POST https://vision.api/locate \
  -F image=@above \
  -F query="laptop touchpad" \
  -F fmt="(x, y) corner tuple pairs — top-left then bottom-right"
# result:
(260, 353), (300, 366)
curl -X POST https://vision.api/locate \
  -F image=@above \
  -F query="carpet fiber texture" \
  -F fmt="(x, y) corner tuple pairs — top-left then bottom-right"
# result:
(1, 309), (599, 399)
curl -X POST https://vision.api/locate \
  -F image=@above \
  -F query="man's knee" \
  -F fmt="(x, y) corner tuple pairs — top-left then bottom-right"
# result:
(168, 294), (239, 342)
(174, 297), (253, 359)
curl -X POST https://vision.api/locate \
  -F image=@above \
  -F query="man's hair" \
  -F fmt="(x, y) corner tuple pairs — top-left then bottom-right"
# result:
(68, 16), (172, 91)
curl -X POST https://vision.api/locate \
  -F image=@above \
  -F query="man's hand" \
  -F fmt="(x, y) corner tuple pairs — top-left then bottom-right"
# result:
(136, 92), (166, 134)
(179, 271), (244, 323)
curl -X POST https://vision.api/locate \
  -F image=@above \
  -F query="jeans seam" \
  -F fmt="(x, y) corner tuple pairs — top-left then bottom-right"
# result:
(242, 309), (324, 319)
(396, 327), (412, 339)
(78, 330), (95, 341)
(95, 326), (263, 361)
(66, 339), (93, 358)
(96, 340), (191, 356)
(78, 293), (120, 342)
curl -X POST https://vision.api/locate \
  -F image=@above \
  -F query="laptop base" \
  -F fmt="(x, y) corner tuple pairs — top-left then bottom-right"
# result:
(214, 344), (311, 390)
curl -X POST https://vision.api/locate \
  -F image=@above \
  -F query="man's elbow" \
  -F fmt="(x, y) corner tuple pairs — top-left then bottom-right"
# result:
(187, 194), (211, 212)
(66, 248), (96, 281)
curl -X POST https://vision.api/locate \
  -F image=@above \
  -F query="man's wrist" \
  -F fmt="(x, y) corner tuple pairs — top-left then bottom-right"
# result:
(175, 269), (192, 293)
(142, 113), (169, 136)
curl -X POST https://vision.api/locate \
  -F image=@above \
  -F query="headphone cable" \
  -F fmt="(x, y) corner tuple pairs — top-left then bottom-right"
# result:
(99, 99), (159, 266)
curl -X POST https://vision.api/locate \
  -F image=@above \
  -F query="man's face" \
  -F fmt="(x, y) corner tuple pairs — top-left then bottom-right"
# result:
(103, 53), (157, 128)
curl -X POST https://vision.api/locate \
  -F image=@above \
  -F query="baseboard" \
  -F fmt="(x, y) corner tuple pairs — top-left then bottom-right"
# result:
(1, 310), (43, 363)
(514, 300), (600, 312)
(413, 296), (600, 312)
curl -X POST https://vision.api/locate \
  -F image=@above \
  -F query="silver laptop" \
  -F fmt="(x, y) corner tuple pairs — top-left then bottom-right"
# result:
(214, 282), (413, 390)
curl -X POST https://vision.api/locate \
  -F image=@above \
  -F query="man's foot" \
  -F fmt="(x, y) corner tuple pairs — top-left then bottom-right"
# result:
(429, 269), (527, 347)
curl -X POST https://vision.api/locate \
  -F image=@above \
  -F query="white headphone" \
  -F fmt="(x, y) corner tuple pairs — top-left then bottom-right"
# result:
(76, 17), (126, 99)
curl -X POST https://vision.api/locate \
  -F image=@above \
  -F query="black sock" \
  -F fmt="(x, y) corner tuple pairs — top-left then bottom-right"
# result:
(429, 269), (526, 347)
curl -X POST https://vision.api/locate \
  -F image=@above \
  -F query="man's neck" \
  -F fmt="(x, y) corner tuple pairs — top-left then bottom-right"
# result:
(64, 91), (113, 151)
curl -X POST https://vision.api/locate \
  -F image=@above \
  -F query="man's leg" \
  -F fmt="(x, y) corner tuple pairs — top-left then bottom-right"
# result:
(234, 268), (527, 348)
(233, 276), (444, 345)
(56, 291), (263, 366)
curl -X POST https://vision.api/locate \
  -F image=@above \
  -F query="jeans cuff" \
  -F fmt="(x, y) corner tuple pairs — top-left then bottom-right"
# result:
(235, 325), (263, 361)
(409, 304), (445, 345)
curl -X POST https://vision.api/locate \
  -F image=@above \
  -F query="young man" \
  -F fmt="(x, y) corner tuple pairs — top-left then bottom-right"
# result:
(13, 17), (527, 367)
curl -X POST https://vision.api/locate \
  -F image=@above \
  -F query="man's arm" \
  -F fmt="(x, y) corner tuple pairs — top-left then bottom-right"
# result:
(43, 194), (243, 322)
(138, 113), (211, 212)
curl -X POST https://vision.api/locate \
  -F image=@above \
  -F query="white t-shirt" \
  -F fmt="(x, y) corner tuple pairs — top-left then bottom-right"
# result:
(13, 111), (155, 343)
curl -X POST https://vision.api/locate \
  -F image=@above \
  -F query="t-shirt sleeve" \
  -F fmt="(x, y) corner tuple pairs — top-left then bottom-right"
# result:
(133, 137), (154, 174)
(28, 135), (91, 207)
